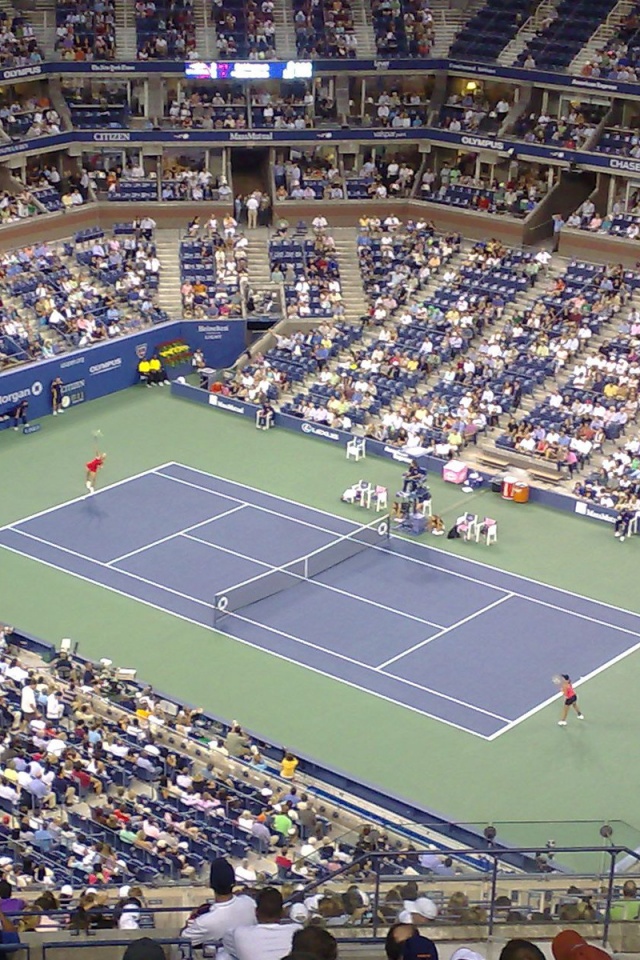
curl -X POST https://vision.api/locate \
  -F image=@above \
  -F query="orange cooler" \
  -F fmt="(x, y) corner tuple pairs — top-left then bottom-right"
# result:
(513, 481), (530, 503)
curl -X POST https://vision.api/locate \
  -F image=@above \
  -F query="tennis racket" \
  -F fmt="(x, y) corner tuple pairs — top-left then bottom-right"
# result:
(551, 674), (563, 686)
(92, 429), (103, 440)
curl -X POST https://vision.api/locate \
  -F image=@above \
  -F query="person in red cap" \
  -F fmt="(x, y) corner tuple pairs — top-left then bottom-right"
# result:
(552, 929), (612, 960)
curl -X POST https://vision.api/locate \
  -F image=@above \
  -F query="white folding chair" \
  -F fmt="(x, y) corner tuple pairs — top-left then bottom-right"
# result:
(346, 437), (366, 461)
(463, 514), (479, 541)
(359, 481), (373, 508)
(374, 485), (388, 512)
(476, 518), (498, 545)
(415, 497), (433, 518)
(629, 513), (640, 537)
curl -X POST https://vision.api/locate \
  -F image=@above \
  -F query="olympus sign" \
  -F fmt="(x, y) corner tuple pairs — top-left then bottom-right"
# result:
(460, 135), (505, 151)
(89, 358), (122, 375)
(1, 66), (42, 80)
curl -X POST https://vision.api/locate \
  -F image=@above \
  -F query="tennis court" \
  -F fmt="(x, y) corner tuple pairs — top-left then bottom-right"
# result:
(1, 460), (639, 741)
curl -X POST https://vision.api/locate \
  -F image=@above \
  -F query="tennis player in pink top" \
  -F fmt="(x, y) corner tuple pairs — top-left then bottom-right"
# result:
(558, 674), (584, 726)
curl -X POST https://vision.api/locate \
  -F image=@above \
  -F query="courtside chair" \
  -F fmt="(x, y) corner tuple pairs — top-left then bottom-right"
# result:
(374, 485), (388, 512)
(346, 437), (366, 461)
(477, 518), (498, 545)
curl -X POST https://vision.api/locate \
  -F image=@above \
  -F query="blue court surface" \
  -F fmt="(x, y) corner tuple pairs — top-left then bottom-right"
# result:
(2, 461), (640, 740)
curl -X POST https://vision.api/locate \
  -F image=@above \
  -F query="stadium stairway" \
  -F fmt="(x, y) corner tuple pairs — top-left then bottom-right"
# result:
(115, 0), (139, 61)
(246, 229), (274, 290)
(155, 228), (184, 318)
(352, 0), (377, 59)
(273, 0), (298, 59)
(497, 0), (564, 66)
(21, 0), (57, 59)
(569, 0), (635, 74)
(193, 0), (216, 58)
(332, 227), (371, 325)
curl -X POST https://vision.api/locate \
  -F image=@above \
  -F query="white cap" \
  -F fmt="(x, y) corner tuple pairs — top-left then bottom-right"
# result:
(119, 885), (131, 899)
(290, 903), (309, 923)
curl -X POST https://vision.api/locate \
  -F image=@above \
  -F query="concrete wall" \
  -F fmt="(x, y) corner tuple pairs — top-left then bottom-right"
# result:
(559, 227), (640, 267)
(0, 201), (233, 252)
(275, 199), (527, 245)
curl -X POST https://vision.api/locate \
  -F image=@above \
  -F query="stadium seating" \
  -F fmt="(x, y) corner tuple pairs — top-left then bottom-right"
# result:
(515, 0), (619, 69)
(449, 0), (533, 62)
(136, 0), (195, 59)
(215, 0), (277, 60)
(55, 0), (116, 60)
(0, 226), (168, 364)
(293, 0), (357, 58)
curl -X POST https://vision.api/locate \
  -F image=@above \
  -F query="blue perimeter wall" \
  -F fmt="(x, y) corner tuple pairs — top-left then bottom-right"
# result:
(171, 380), (618, 527)
(0, 326), (615, 528)
(0, 320), (246, 420)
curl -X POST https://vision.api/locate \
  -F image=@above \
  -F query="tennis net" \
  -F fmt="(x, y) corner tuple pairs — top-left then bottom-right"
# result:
(213, 514), (390, 624)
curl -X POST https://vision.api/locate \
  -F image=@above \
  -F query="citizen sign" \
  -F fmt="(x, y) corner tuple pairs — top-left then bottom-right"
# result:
(93, 132), (131, 142)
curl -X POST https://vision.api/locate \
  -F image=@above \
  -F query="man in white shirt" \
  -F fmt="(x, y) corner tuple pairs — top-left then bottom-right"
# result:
(246, 195), (259, 230)
(224, 887), (301, 960)
(181, 857), (256, 956)
(46, 691), (64, 723)
(20, 679), (37, 723)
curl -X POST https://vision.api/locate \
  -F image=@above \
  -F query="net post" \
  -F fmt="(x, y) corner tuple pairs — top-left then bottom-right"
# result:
(304, 557), (309, 579)
(213, 594), (219, 628)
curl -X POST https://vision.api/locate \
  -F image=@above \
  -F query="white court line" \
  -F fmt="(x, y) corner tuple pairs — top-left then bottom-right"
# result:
(7, 459), (640, 738)
(0, 537), (496, 741)
(9, 528), (216, 613)
(0, 461), (177, 533)
(155, 470), (352, 540)
(219, 608), (509, 722)
(159, 467), (640, 642)
(164, 462), (640, 625)
(107, 504), (246, 565)
(9, 526), (448, 699)
(487, 636), (640, 741)
(184, 533), (446, 630)
(376, 594), (514, 669)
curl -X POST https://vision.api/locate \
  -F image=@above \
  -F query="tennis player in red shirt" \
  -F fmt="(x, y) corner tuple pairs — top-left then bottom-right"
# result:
(85, 450), (106, 494)
(558, 674), (584, 726)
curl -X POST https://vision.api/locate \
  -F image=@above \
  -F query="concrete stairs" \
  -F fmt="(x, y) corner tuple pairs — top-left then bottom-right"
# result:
(273, 0), (297, 59)
(193, 0), (215, 58)
(47, 78), (73, 132)
(569, 0), (634, 74)
(115, 0), (138, 61)
(435, 0), (486, 57)
(20, 0), (57, 60)
(245, 230), (273, 289)
(154, 229), (184, 318)
(352, 0), (377, 59)
(332, 227), (370, 324)
(497, 0), (563, 66)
